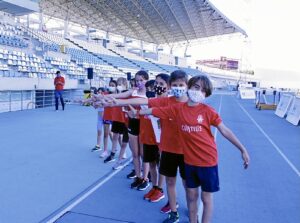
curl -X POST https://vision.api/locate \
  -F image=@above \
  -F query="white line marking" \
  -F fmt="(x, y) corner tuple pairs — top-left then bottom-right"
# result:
(46, 159), (133, 223)
(237, 101), (300, 177)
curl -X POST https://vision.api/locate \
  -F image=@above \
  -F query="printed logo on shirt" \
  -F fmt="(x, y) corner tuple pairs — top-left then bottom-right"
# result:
(181, 124), (202, 133)
(197, 115), (204, 124)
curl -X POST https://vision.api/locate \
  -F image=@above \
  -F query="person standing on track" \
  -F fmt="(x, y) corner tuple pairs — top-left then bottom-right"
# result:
(54, 70), (65, 111)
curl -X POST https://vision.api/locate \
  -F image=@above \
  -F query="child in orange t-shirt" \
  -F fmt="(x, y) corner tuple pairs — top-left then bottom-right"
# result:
(140, 75), (250, 223)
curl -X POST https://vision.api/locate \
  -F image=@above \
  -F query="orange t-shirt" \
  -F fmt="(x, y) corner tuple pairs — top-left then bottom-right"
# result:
(149, 96), (184, 154)
(54, 76), (65, 91)
(111, 106), (128, 124)
(139, 113), (157, 145)
(152, 103), (222, 167)
(103, 107), (114, 121)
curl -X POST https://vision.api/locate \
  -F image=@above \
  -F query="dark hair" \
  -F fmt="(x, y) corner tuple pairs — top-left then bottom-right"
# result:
(156, 73), (170, 84)
(109, 80), (117, 86)
(135, 70), (149, 80)
(56, 70), (60, 74)
(130, 78), (136, 88)
(145, 80), (155, 88)
(98, 87), (105, 92)
(169, 70), (188, 85)
(187, 75), (213, 97)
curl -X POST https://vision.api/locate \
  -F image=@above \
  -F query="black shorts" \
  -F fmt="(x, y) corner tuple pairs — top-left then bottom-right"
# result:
(128, 118), (140, 136)
(143, 144), (160, 163)
(184, 164), (219, 192)
(111, 121), (129, 143)
(159, 151), (185, 179)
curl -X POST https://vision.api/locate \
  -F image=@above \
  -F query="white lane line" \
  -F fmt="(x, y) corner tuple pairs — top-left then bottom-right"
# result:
(46, 158), (133, 223)
(237, 101), (300, 178)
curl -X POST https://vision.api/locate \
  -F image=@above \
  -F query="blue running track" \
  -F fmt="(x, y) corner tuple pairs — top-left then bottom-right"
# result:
(0, 93), (299, 223)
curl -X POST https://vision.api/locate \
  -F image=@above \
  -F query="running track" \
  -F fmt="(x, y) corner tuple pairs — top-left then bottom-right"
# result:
(0, 92), (299, 223)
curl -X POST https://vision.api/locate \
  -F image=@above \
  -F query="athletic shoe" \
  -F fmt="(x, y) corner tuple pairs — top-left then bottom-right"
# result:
(143, 187), (156, 200)
(162, 211), (179, 223)
(131, 177), (143, 189)
(100, 150), (108, 158)
(91, 145), (101, 152)
(104, 154), (115, 163)
(127, 170), (136, 179)
(113, 160), (125, 170)
(160, 202), (179, 214)
(149, 188), (165, 202)
(137, 179), (150, 191)
(122, 153), (127, 159)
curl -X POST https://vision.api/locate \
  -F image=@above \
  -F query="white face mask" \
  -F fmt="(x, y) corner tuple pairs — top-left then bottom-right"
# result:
(171, 87), (187, 98)
(188, 90), (205, 103)
(108, 86), (116, 92)
(117, 86), (124, 92)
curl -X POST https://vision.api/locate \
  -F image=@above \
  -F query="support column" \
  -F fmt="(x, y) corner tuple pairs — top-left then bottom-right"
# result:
(140, 40), (144, 58)
(184, 45), (188, 58)
(123, 36), (127, 50)
(155, 44), (159, 60)
(103, 31), (109, 48)
(64, 19), (69, 38)
(27, 15), (30, 28)
(39, 12), (44, 31)
(86, 26), (90, 42)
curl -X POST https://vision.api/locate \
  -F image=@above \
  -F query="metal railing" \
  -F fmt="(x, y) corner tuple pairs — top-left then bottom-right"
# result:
(0, 89), (83, 113)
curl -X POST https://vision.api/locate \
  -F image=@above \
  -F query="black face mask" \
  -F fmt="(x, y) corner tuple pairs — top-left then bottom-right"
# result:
(146, 91), (156, 98)
(154, 85), (167, 95)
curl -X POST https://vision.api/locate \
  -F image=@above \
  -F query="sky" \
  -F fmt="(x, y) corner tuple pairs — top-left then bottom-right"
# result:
(180, 0), (300, 88)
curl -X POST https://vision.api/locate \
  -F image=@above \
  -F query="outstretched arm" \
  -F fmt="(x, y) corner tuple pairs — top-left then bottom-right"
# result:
(113, 97), (149, 106)
(105, 90), (133, 99)
(128, 105), (176, 120)
(217, 122), (250, 169)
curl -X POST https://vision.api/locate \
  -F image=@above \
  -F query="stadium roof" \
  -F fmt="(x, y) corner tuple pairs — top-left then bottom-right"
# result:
(39, 0), (247, 44)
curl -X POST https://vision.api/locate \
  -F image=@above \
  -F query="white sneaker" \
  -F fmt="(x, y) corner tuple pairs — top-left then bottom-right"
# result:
(113, 160), (125, 170)
(100, 150), (108, 158)
(122, 153), (127, 159)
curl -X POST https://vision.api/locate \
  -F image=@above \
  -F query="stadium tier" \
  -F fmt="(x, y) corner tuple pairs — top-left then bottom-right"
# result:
(0, 19), (205, 82)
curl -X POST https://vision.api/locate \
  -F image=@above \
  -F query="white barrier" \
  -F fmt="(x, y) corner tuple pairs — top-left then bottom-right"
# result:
(239, 88), (256, 99)
(275, 94), (293, 118)
(286, 97), (300, 125)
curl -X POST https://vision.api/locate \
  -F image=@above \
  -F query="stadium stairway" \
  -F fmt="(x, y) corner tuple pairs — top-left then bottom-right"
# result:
(107, 48), (144, 71)
(143, 57), (170, 73)
(65, 37), (127, 76)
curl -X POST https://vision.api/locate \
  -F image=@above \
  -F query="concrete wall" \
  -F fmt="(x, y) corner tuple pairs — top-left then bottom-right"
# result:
(0, 77), (78, 90)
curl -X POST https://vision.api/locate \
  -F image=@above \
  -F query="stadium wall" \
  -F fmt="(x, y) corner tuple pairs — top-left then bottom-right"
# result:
(0, 77), (78, 90)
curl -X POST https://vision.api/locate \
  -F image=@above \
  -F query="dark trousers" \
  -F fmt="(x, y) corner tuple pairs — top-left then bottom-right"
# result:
(55, 90), (65, 110)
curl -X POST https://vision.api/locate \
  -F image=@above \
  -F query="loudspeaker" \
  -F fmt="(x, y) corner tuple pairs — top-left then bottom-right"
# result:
(87, 68), (93, 79)
(126, 72), (131, 81)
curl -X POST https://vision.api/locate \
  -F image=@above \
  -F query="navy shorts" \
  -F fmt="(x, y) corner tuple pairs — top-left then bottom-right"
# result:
(103, 120), (112, 125)
(184, 164), (219, 192)
(159, 151), (185, 179)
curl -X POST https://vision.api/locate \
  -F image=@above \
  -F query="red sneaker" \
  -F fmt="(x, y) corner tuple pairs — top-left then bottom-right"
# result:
(160, 202), (179, 214)
(143, 187), (156, 200)
(149, 188), (165, 202)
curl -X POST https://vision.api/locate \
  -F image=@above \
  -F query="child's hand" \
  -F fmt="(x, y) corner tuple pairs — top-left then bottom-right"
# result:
(127, 104), (137, 118)
(92, 101), (104, 109)
(242, 151), (250, 169)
